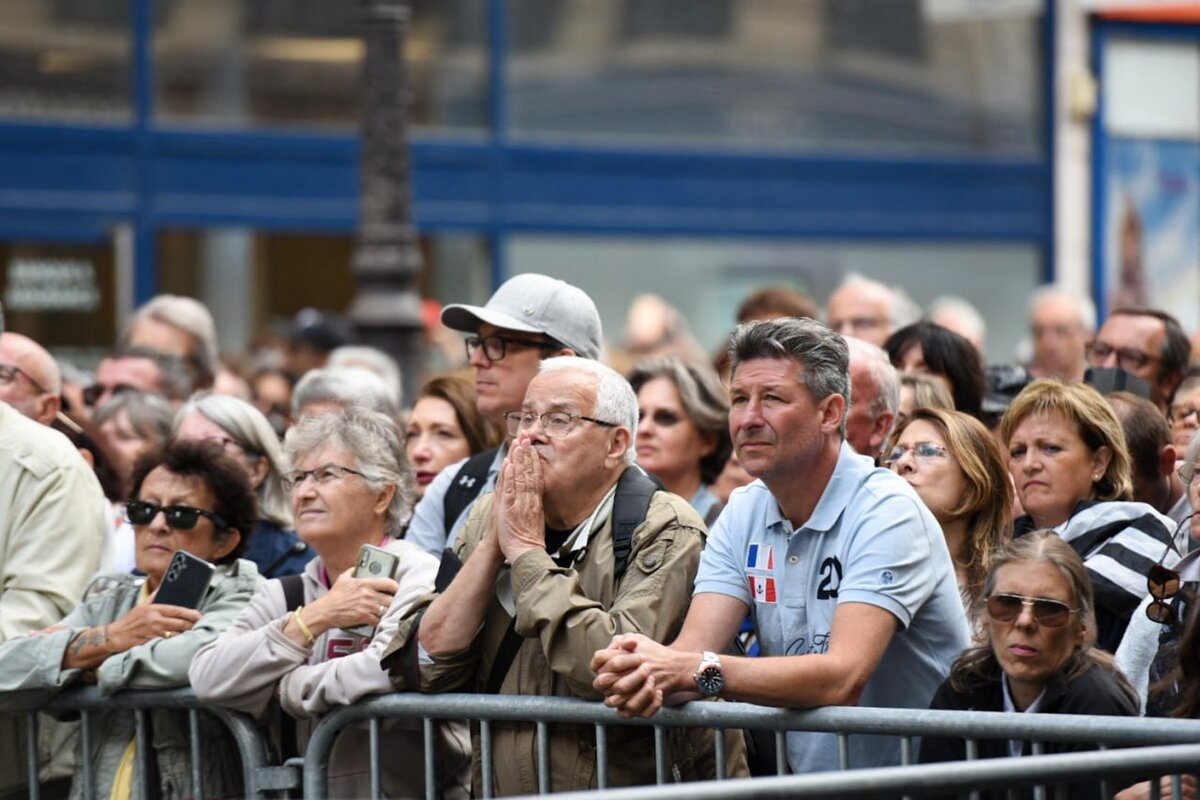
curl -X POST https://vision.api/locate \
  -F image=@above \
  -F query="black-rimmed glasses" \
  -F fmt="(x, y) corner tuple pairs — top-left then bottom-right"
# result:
(465, 334), (558, 363)
(126, 500), (228, 531)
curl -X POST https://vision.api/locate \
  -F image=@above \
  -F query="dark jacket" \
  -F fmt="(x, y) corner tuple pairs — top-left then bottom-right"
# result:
(242, 519), (313, 578)
(918, 662), (1139, 800)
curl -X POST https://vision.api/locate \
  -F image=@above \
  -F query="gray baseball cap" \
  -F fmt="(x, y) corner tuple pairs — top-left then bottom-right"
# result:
(441, 274), (603, 361)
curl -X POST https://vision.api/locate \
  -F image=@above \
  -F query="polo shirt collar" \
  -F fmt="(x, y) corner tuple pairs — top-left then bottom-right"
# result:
(767, 440), (871, 534)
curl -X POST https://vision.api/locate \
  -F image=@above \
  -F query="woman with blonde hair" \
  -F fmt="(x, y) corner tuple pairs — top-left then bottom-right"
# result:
(885, 407), (1012, 611)
(1000, 379), (1177, 651)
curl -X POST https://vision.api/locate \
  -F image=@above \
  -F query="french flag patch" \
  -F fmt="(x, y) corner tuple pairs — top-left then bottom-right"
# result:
(749, 575), (777, 604)
(746, 544), (774, 571)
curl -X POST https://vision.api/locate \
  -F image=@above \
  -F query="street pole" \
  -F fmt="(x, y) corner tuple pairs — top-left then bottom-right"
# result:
(349, 0), (424, 408)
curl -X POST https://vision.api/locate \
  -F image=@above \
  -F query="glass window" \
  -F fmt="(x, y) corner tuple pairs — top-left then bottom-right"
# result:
(507, 0), (1042, 156)
(0, 0), (132, 123)
(1105, 38), (1200, 140)
(154, 0), (487, 131)
(507, 236), (1041, 365)
(0, 239), (119, 372)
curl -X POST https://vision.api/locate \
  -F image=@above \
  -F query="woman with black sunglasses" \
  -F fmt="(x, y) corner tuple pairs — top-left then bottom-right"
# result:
(629, 356), (732, 526)
(919, 531), (1138, 799)
(0, 438), (262, 799)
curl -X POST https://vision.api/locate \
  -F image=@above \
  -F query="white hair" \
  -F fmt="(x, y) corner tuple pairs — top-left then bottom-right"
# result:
(538, 356), (638, 465)
(292, 366), (399, 419)
(846, 336), (900, 417)
(930, 295), (987, 351)
(1029, 284), (1097, 333)
(833, 273), (921, 330)
(129, 295), (219, 381)
(284, 406), (413, 536)
(174, 392), (292, 528)
(328, 345), (403, 408)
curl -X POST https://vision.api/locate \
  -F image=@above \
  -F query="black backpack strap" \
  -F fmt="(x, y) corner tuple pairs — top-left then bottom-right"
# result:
(279, 574), (306, 612)
(442, 448), (500, 537)
(484, 466), (661, 694)
(610, 465), (663, 580)
(277, 573), (307, 762)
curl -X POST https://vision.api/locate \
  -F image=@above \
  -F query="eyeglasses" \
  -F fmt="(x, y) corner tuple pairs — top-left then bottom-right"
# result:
(504, 410), (617, 439)
(83, 382), (139, 408)
(986, 593), (1079, 628)
(126, 500), (228, 531)
(1085, 341), (1159, 372)
(282, 463), (374, 492)
(465, 334), (557, 363)
(1146, 514), (1191, 624)
(0, 363), (50, 396)
(882, 441), (949, 467)
(1169, 404), (1200, 425)
(639, 409), (682, 427)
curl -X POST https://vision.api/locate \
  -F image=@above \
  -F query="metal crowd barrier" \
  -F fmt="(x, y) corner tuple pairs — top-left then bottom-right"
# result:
(301, 693), (1200, 800)
(24, 685), (284, 800)
(21, 689), (1200, 799)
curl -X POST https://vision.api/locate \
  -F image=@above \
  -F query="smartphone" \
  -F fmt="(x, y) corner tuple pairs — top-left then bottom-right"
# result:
(154, 550), (215, 610)
(345, 544), (400, 638)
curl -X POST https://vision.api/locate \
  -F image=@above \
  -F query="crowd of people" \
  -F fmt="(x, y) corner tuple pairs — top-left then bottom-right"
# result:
(0, 272), (1199, 798)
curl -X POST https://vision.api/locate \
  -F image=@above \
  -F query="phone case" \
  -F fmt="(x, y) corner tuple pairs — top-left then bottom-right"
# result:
(345, 544), (400, 638)
(154, 550), (215, 610)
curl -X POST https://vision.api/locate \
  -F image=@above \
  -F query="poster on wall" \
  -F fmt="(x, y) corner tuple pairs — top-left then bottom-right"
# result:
(1104, 138), (1200, 332)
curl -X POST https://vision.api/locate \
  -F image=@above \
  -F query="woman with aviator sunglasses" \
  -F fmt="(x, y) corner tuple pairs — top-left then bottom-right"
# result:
(920, 531), (1139, 800)
(629, 356), (732, 526)
(0, 439), (262, 799)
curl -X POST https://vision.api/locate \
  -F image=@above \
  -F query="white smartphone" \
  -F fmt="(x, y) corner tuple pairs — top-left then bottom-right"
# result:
(345, 544), (399, 637)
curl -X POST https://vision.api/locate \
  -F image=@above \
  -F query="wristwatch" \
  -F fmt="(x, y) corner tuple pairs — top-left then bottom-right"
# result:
(692, 651), (724, 698)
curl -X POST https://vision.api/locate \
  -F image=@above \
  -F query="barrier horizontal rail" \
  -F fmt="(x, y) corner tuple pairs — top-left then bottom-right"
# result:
(302, 692), (1200, 799)
(26, 686), (277, 800)
(534, 743), (1200, 800)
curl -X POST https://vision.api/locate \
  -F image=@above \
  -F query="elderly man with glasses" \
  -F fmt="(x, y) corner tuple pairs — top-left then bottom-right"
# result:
(403, 273), (604, 557)
(0, 331), (61, 426)
(0, 303), (107, 796)
(382, 357), (741, 793)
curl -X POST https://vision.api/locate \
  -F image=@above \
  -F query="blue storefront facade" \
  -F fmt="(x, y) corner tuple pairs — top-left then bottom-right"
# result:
(0, 0), (1056, 364)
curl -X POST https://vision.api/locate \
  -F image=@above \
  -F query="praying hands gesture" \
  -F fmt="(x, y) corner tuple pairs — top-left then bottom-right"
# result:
(495, 435), (547, 564)
(591, 633), (700, 718)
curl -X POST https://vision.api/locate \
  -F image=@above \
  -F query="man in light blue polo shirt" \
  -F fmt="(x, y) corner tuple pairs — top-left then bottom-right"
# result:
(593, 316), (968, 773)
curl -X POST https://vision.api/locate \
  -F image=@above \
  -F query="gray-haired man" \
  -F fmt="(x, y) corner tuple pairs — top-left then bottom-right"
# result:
(404, 273), (602, 556)
(593, 317), (967, 774)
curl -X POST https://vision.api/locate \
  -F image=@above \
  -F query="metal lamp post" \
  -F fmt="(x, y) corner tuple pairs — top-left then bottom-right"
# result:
(349, 0), (424, 407)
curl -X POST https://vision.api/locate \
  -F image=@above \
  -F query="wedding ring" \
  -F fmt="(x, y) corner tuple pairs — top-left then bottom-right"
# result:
(378, 603), (385, 617)
(164, 631), (173, 639)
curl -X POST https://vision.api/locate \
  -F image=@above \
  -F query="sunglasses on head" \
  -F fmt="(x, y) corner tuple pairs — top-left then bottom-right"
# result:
(126, 500), (227, 531)
(986, 593), (1079, 627)
(1146, 513), (1192, 625)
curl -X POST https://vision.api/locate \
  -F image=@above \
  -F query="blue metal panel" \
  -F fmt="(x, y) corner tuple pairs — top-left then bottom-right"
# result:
(1090, 20), (1108, 324)
(1042, 0), (1057, 283)
(132, 0), (156, 304)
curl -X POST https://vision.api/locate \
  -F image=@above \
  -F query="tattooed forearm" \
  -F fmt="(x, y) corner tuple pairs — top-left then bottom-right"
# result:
(69, 628), (108, 656)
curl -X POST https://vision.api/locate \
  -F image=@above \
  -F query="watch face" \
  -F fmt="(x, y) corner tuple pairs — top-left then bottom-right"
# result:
(696, 665), (724, 696)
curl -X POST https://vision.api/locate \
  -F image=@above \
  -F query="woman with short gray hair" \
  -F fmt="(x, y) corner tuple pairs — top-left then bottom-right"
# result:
(174, 392), (311, 578)
(191, 407), (469, 798)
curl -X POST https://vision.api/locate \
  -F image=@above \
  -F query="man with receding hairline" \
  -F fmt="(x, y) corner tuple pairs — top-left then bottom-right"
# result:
(0, 332), (61, 426)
